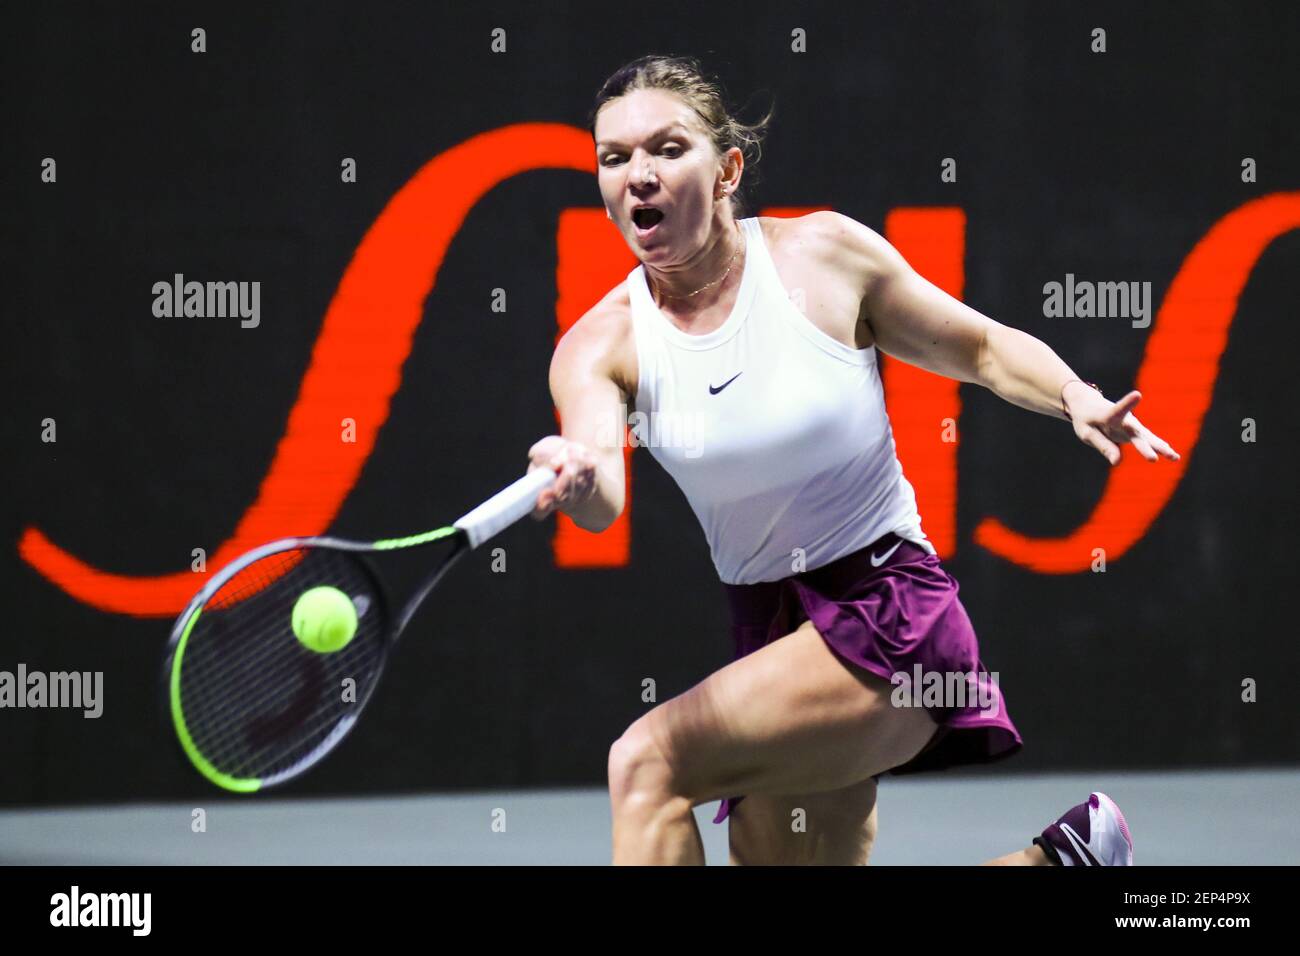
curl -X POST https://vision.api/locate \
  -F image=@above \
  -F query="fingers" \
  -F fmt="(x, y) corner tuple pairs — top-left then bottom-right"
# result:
(1111, 413), (1157, 461)
(1131, 435), (1158, 462)
(530, 487), (559, 520)
(1080, 424), (1122, 465)
(528, 436), (564, 518)
(529, 485), (554, 519)
(1153, 434), (1180, 460)
(1107, 390), (1138, 416)
(1132, 419), (1180, 460)
(551, 444), (590, 501)
(1106, 390), (1142, 422)
(527, 436), (598, 519)
(1078, 390), (1183, 465)
(1120, 414), (1183, 462)
(527, 435), (566, 466)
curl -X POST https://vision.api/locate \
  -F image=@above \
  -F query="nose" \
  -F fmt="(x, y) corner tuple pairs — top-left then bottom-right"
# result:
(633, 156), (657, 186)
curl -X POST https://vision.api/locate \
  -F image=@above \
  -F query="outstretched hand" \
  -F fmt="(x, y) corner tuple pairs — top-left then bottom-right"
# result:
(1065, 386), (1181, 466)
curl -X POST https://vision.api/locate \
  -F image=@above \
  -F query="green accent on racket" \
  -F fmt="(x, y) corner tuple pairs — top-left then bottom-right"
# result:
(161, 468), (555, 793)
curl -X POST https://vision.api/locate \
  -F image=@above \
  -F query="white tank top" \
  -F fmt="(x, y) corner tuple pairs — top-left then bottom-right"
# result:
(627, 216), (935, 585)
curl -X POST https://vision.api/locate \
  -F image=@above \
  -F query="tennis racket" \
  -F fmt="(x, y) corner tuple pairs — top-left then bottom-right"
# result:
(161, 467), (556, 793)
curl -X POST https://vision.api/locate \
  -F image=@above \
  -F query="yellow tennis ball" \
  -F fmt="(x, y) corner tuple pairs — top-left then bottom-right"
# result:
(291, 586), (358, 653)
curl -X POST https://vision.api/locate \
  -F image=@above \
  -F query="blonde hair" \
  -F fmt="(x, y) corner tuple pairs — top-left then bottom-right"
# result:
(588, 54), (774, 218)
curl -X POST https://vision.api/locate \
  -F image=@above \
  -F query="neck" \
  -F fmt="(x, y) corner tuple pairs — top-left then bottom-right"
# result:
(644, 217), (745, 309)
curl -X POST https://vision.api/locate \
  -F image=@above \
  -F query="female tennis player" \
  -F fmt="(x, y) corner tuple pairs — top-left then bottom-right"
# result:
(527, 55), (1177, 865)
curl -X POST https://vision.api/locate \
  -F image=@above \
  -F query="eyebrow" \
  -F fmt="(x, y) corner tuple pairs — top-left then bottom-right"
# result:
(596, 124), (689, 150)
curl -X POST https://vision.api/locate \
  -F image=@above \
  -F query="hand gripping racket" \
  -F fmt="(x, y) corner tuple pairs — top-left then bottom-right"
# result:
(161, 467), (556, 793)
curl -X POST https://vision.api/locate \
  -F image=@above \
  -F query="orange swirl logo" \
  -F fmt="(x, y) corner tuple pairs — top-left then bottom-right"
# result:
(15, 122), (1300, 614)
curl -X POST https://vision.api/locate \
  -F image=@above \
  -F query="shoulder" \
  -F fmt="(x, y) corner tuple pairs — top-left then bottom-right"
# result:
(765, 209), (887, 252)
(762, 211), (904, 294)
(550, 283), (637, 399)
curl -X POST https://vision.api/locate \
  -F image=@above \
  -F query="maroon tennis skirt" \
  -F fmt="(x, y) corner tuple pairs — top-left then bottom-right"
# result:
(712, 532), (1024, 825)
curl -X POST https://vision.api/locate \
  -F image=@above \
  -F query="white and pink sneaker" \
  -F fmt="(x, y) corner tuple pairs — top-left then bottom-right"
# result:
(1035, 791), (1134, 866)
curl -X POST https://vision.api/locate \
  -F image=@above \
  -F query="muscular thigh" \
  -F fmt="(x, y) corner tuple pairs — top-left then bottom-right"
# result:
(636, 619), (938, 812)
(728, 775), (880, 865)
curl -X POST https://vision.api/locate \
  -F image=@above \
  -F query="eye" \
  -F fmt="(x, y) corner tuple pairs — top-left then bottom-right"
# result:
(601, 153), (624, 166)
(661, 144), (683, 157)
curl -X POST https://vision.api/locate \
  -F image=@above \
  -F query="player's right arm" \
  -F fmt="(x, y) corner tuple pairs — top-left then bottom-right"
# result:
(527, 304), (632, 532)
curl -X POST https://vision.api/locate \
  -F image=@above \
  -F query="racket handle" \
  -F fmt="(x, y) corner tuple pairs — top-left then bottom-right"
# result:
(454, 467), (557, 549)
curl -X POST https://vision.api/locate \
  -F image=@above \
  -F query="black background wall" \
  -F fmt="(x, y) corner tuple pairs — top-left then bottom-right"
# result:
(3, 0), (1298, 807)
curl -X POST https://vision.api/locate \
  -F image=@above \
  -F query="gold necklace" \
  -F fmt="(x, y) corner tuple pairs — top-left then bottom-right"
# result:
(648, 225), (745, 303)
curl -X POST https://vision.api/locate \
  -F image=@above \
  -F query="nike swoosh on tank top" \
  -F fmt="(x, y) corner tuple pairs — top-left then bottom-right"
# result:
(627, 216), (936, 585)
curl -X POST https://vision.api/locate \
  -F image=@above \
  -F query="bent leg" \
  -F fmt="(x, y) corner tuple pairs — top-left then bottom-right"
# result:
(609, 619), (939, 864)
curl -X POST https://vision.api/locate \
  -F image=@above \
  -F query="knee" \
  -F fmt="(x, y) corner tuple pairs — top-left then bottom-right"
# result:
(607, 721), (681, 811)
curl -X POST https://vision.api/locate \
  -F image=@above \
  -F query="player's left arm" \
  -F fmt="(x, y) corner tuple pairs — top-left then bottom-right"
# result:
(811, 210), (1179, 466)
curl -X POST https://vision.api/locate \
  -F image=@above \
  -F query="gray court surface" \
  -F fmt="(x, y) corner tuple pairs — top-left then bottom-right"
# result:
(2, 769), (1295, 865)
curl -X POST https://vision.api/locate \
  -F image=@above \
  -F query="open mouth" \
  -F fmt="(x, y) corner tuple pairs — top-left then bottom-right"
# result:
(632, 207), (665, 232)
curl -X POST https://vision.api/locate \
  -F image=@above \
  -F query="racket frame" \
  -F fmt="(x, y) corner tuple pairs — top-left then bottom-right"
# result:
(160, 528), (467, 793)
(160, 465), (555, 792)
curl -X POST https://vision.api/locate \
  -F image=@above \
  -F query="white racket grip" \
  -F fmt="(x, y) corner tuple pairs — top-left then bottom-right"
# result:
(454, 468), (558, 549)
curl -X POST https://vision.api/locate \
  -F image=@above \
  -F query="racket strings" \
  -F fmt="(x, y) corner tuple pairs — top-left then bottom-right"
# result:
(181, 553), (381, 779)
(174, 547), (389, 782)
(187, 551), (380, 774)
(206, 549), (308, 610)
